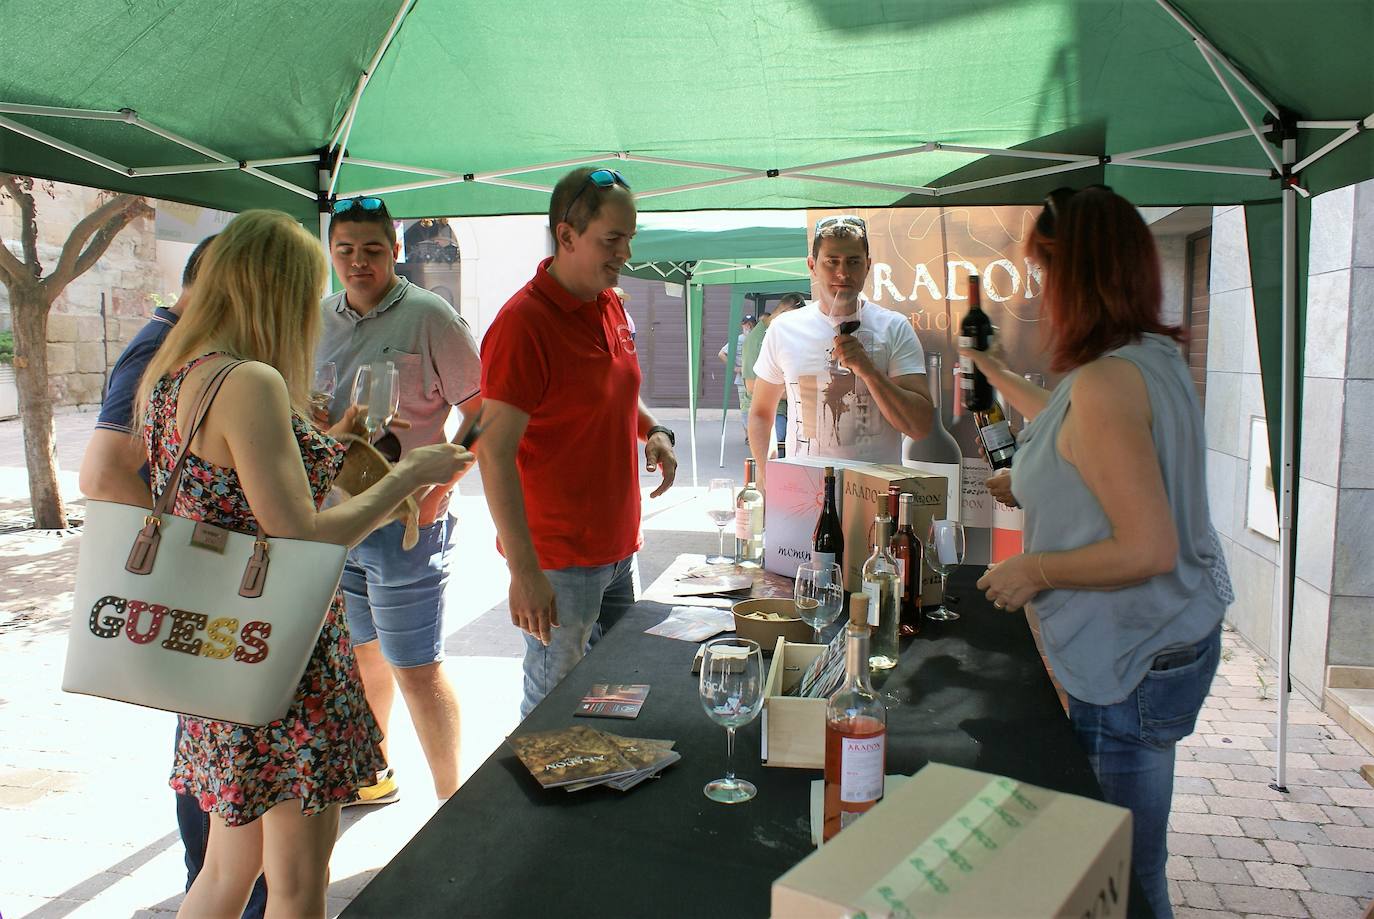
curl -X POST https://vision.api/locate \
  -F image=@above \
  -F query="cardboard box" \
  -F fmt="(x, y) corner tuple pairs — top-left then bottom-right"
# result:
(760, 637), (826, 769)
(763, 456), (860, 581)
(772, 762), (1133, 918)
(840, 465), (949, 606)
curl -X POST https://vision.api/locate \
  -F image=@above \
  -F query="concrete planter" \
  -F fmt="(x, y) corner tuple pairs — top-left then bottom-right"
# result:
(0, 364), (17, 420)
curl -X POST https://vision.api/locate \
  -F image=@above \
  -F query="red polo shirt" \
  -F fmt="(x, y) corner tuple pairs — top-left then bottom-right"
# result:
(481, 258), (643, 570)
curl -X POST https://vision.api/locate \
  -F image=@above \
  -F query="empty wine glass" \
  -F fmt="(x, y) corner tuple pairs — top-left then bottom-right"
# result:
(794, 561), (844, 644)
(705, 478), (735, 564)
(352, 361), (400, 439)
(925, 518), (966, 622)
(699, 638), (764, 804)
(311, 361), (337, 419)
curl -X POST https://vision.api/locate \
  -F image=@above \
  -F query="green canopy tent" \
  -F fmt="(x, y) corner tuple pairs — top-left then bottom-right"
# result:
(3, 0), (1372, 785)
(620, 222), (811, 484)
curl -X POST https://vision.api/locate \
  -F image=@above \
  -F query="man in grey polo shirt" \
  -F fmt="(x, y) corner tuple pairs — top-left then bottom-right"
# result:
(317, 196), (481, 803)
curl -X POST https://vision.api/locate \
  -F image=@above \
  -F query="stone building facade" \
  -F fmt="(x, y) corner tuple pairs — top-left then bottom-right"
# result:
(0, 180), (161, 412)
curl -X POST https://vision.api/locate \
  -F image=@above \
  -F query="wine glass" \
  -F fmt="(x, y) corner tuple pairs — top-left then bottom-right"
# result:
(794, 562), (844, 644)
(705, 478), (736, 564)
(352, 361), (400, 439)
(310, 361), (337, 419)
(699, 638), (764, 804)
(925, 519), (966, 622)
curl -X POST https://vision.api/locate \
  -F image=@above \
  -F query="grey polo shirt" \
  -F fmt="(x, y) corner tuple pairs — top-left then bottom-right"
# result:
(318, 276), (480, 463)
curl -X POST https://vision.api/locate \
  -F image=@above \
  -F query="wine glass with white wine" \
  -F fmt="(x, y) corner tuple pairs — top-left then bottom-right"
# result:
(351, 361), (400, 440)
(705, 478), (736, 565)
(925, 518), (966, 622)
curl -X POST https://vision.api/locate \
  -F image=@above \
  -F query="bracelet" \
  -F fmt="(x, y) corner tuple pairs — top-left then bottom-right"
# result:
(646, 424), (676, 447)
(1037, 552), (1056, 590)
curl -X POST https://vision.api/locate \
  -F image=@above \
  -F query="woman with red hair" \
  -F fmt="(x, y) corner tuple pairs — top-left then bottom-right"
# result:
(966, 186), (1233, 919)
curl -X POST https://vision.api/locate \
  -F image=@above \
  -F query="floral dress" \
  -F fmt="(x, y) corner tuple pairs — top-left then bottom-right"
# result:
(146, 353), (386, 826)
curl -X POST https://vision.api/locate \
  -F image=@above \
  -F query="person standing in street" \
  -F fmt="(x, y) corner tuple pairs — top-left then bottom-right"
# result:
(478, 166), (678, 718)
(317, 195), (482, 803)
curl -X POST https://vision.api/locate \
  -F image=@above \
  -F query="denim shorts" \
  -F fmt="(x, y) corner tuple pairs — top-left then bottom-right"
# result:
(340, 515), (454, 669)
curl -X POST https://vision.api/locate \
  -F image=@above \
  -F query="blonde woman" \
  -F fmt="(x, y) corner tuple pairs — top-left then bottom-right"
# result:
(133, 210), (472, 918)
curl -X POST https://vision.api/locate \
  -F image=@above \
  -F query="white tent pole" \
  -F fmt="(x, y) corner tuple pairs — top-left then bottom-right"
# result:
(327, 0), (417, 196)
(241, 167), (318, 200)
(932, 143), (1097, 163)
(352, 154), (608, 197)
(935, 158), (1100, 196)
(1154, 0), (1280, 118)
(1110, 158), (1272, 178)
(474, 154), (614, 181)
(475, 177), (555, 193)
(0, 113), (128, 175)
(130, 162), (238, 177)
(126, 111), (231, 163)
(685, 274), (699, 488)
(620, 153), (761, 174)
(0, 102), (126, 120)
(318, 160), (335, 295)
(1113, 128), (1268, 161)
(1273, 136), (1298, 795)
(341, 158), (461, 178)
(775, 143), (936, 174)
(636, 173), (769, 200)
(1298, 120), (1363, 130)
(791, 173), (938, 196)
(1196, 43), (1284, 175)
(1292, 114), (1372, 175)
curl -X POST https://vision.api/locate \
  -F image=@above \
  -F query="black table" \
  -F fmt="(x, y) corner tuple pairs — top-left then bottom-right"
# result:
(343, 568), (1150, 918)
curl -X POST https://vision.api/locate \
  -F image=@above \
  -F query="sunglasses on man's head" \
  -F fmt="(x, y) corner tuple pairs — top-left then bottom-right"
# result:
(814, 214), (868, 236)
(561, 169), (632, 227)
(332, 196), (386, 215)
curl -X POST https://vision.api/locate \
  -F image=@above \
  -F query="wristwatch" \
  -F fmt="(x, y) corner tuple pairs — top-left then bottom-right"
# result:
(646, 424), (676, 447)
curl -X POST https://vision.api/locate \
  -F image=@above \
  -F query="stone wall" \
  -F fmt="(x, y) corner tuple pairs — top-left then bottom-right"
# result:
(1205, 182), (1374, 705)
(0, 180), (160, 412)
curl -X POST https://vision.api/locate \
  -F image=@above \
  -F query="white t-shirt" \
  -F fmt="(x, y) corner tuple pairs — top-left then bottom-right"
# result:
(753, 299), (925, 462)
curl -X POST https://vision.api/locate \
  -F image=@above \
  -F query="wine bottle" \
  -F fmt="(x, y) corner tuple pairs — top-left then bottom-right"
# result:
(823, 595), (886, 842)
(902, 352), (963, 525)
(861, 514), (900, 671)
(959, 274), (995, 412)
(889, 494), (923, 637)
(734, 458), (764, 568)
(975, 398), (1015, 470)
(812, 466), (844, 578)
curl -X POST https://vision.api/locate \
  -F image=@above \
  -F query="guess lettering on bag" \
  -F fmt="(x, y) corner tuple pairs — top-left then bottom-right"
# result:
(62, 358), (348, 726)
(86, 595), (272, 663)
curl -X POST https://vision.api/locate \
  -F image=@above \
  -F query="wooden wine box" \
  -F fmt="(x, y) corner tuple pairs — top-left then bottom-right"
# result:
(839, 465), (949, 605)
(760, 637), (827, 769)
(772, 762), (1133, 918)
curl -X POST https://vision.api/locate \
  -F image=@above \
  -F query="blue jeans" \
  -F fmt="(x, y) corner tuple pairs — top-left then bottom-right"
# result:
(174, 724), (268, 918)
(341, 515), (454, 668)
(1067, 625), (1221, 919)
(520, 555), (638, 718)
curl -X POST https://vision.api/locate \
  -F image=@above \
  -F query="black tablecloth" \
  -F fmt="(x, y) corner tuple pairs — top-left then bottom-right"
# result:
(343, 567), (1149, 918)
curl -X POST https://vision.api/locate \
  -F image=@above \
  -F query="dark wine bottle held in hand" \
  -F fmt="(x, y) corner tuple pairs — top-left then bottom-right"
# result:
(959, 274), (995, 412)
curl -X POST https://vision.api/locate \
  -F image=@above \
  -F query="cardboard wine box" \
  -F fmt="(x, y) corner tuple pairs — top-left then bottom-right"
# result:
(763, 456), (860, 581)
(772, 762), (1133, 918)
(760, 636), (826, 769)
(839, 465), (949, 605)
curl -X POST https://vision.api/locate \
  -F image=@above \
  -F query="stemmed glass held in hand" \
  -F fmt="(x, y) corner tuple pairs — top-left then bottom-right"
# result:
(699, 638), (764, 804)
(310, 361), (337, 419)
(351, 361), (400, 439)
(705, 478), (736, 565)
(794, 561), (844, 644)
(925, 518), (966, 622)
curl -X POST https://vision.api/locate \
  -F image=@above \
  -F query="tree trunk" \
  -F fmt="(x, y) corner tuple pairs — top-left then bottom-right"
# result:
(11, 284), (66, 529)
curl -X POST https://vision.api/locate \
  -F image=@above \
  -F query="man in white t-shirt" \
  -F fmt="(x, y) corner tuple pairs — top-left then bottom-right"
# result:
(749, 215), (933, 486)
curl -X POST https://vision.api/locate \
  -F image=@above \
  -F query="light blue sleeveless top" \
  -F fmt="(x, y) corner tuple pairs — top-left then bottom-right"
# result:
(1012, 333), (1233, 705)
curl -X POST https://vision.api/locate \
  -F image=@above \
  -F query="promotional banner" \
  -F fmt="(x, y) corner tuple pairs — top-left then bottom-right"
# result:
(807, 206), (1057, 565)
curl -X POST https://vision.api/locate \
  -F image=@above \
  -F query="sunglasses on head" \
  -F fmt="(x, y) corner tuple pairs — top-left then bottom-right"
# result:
(560, 169), (631, 227)
(332, 196), (386, 215)
(814, 214), (868, 236)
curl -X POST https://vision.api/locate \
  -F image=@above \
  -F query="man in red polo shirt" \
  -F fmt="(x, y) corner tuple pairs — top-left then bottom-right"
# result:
(479, 167), (678, 717)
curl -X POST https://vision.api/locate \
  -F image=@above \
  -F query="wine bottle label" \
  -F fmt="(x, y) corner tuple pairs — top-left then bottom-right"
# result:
(979, 419), (1014, 451)
(895, 558), (907, 598)
(812, 551), (836, 582)
(863, 579), (880, 626)
(958, 336), (975, 386)
(840, 733), (886, 803)
(734, 507), (758, 540)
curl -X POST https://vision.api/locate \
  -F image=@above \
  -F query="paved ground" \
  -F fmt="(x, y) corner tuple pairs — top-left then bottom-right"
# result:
(0, 410), (1370, 918)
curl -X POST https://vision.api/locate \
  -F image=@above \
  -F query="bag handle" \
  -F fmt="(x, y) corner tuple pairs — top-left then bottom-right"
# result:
(125, 357), (248, 576)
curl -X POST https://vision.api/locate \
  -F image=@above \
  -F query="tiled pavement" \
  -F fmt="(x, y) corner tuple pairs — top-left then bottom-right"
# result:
(1, 412), (1371, 918)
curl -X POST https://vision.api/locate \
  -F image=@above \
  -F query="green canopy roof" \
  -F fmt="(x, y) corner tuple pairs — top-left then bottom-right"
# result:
(2, 1), (1370, 219)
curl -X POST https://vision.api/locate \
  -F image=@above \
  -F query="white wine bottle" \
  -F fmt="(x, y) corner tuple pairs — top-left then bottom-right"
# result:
(734, 458), (764, 568)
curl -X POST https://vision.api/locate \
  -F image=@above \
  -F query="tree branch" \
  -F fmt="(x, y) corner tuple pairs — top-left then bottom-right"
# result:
(42, 194), (152, 300)
(0, 174), (39, 281)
